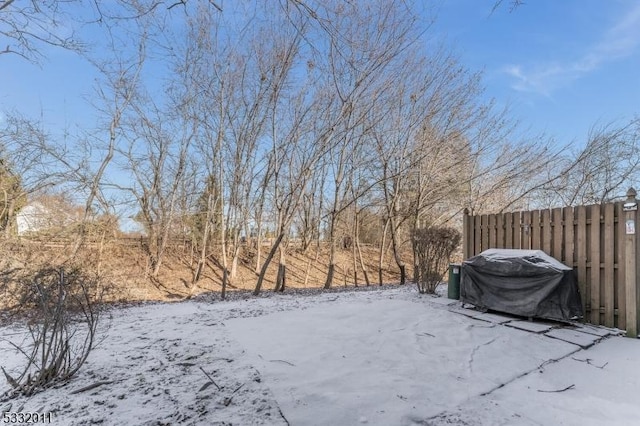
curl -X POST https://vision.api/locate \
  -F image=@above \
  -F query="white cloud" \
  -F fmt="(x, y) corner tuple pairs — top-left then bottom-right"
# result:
(503, 3), (640, 96)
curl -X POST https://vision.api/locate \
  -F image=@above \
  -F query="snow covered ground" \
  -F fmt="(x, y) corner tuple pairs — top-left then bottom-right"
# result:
(1, 285), (639, 425)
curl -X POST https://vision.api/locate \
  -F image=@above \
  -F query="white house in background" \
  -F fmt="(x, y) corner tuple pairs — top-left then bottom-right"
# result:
(16, 202), (50, 235)
(16, 198), (83, 235)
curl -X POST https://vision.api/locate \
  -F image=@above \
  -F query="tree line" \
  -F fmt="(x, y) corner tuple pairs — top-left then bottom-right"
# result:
(1, 0), (638, 295)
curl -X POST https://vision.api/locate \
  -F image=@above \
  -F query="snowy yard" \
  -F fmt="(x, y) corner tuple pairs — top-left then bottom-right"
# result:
(1, 285), (639, 425)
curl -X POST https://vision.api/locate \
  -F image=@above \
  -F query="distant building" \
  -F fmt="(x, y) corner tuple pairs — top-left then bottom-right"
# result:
(16, 202), (50, 235)
(16, 197), (83, 235)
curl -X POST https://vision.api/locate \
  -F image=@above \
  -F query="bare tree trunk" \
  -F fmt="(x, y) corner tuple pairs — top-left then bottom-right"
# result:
(356, 237), (370, 286)
(389, 215), (406, 285)
(352, 241), (358, 287)
(303, 241), (321, 287)
(378, 218), (390, 285)
(325, 262), (336, 290)
(221, 267), (228, 300)
(254, 167), (271, 274)
(354, 210), (370, 286)
(351, 206), (359, 287)
(323, 210), (338, 289)
(230, 244), (240, 280)
(217, 92), (230, 298)
(254, 231), (262, 274)
(275, 264), (285, 292)
(275, 247), (287, 292)
(192, 201), (211, 289)
(254, 233), (285, 295)
(220, 232), (230, 299)
(323, 236), (337, 289)
(3, 198), (15, 238)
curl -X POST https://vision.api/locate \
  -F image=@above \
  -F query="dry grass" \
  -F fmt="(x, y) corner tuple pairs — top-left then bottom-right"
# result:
(0, 238), (407, 308)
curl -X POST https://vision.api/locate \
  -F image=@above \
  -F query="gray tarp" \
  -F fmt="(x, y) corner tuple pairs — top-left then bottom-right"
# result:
(460, 249), (583, 321)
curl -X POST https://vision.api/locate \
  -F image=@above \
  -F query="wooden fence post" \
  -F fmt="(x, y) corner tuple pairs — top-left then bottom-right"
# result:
(624, 187), (638, 337)
(463, 208), (471, 260)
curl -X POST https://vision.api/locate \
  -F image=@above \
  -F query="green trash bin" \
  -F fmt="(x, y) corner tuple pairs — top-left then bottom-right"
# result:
(448, 263), (461, 300)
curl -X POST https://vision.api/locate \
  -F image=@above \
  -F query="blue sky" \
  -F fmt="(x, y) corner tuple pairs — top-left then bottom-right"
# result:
(1, 0), (639, 148)
(433, 0), (640, 144)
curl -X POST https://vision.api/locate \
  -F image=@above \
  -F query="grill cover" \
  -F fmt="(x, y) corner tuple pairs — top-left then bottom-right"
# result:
(460, 249), (583, 321)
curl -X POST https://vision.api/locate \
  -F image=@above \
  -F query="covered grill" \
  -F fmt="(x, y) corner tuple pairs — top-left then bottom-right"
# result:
(460, 249), (583, 321)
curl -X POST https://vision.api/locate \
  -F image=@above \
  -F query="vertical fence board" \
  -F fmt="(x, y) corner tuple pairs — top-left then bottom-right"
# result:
(481, 215), (489, 252)
(563, 207), (575, 268)
(590, 204), (602, 325)
(489, 214), (497, 248)
(552, 208), (563, 261)
(463, 211), (471, 260)
(531, 210), (541, 250)
(474, 215), (482, 256)
(603, 203), (615, 327)
(521, 211), (531, 250)
(505, 213), (513, 249)
(576, 205), (588, 319)
(496, 214), (505, 249)
(616, 202), (626, 330)
(513, 212), (522, 249)
(542, 209), (552, 254)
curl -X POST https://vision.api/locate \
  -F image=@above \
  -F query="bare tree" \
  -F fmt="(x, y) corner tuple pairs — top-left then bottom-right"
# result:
(0, 0), (84, 62)
(1, 267), (101, 400)
(69, 22), (148, 255)
(103, 7), (198, 278)
(176, 2), (305, 297)
(5, 0), (618, 297)
(189, 173), (222, 289)
(253, 86), (329, 295)
(0, 115), (75, 237)
(284, 0), (428, 289)
(534, 119), (640, 207)
(117, 94), (195, 278)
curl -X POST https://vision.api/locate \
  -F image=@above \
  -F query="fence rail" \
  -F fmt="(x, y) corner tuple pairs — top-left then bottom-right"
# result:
(463, 190), (639, 336)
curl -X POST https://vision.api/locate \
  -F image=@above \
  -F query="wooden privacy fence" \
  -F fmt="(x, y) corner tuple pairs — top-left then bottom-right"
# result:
(462, 189), (639, 337)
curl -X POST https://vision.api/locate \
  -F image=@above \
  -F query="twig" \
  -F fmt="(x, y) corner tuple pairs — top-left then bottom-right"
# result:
(167, 0), (186, 10)
(571, 357), (608, 369)
(69, 380), (113, 395)
(223, 383), (245, 406)
(212, 357), (234, 363)
(231, 383), (245, 395)
(198, 382), (215, 392)
(277, 406), (290, 426)
(269, 359), (295, 367)
(537, 384), (575, 393)
(198, 367), (221, 391)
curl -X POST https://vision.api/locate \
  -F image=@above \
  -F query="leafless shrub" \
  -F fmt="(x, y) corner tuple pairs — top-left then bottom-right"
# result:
(1, 267), (102, 401)
(413, 227), (461, 294)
